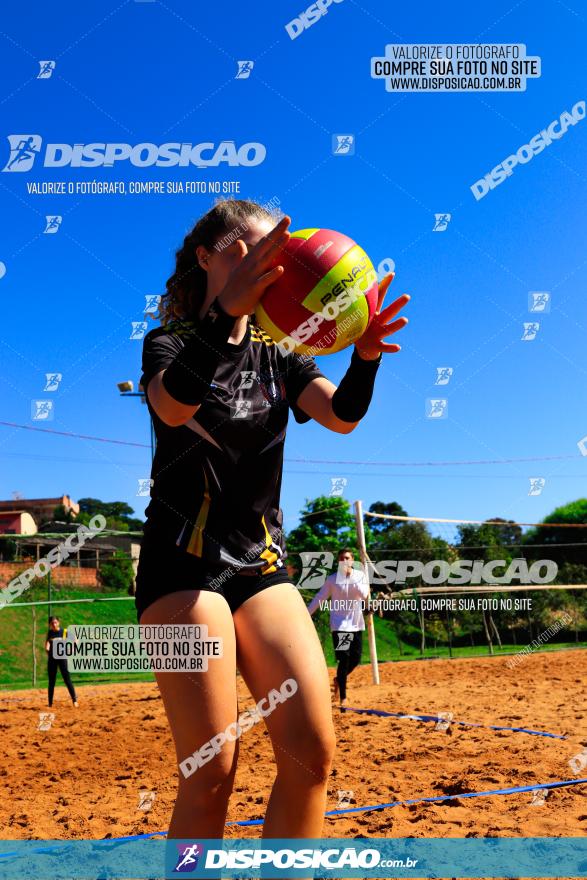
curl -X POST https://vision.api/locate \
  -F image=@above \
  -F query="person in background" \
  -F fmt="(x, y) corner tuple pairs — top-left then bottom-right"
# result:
(45, 616), (78, 708)
(307, 549), (369, 707)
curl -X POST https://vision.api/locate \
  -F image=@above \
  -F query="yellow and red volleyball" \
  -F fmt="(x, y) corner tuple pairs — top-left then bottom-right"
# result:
(255, 228), (378, 356)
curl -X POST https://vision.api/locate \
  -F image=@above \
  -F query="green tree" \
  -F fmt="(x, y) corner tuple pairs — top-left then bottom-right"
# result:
(52, 504), (76, 523)
(454, 518), (524, 652)
(457, 518), (521, 561)
(523, 499), (587, 568)
(0, 537), (17, 561)
(76, 498), (144, 532)
(367, 501), (408, 549)
(98, 551), (135, 593)
(78, 498), (135, 518)
(285, 495), (368, 576)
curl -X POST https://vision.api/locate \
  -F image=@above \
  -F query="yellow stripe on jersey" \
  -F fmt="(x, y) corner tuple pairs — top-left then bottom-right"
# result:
(186, 469), (211, 557)
(250, 324), (275, 346)
(259, 514), (280, 574)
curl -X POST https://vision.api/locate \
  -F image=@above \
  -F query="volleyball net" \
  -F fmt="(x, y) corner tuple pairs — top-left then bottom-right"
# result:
(342, 503), (587, 673)
(1, 511), (586, 689)
(360, 508), (587, 594)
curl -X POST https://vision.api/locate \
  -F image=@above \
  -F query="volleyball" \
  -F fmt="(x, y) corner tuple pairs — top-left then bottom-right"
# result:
(255, 228), (379, 356)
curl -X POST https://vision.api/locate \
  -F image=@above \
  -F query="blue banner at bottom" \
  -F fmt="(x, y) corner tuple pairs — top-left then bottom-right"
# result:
(0, 837), (586, 879)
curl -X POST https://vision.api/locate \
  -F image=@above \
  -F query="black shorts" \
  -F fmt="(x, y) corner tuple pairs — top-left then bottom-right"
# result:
(134, 527), (292, 622)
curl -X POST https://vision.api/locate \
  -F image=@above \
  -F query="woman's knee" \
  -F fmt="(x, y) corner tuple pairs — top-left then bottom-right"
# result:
(275, 725), (336, 785)
(177, 744), (238, 805)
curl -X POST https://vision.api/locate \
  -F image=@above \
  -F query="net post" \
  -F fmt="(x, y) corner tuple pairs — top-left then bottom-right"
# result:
(353, 499), (379, 685)
(32, 607), (37, 688)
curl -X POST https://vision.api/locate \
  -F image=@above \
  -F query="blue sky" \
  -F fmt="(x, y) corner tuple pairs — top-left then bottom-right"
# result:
(1, 0), (586, 536)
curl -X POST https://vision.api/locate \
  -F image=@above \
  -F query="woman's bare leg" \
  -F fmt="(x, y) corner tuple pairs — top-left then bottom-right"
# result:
(234, 583), (336, 839)
(140, 590), (238, 838)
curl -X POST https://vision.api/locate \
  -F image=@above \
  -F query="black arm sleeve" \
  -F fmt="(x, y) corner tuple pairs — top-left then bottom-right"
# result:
(331, 348), (382, 423)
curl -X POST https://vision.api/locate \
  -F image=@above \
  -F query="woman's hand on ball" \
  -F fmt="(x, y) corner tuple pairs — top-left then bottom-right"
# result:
(355, 274), (410, 361)
(217, 215), (291, 317)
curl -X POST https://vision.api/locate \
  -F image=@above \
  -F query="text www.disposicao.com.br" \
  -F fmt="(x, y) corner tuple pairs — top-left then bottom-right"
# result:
(70, 657), (202, 671)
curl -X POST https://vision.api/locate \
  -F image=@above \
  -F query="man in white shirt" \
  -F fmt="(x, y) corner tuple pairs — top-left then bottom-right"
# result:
(307, 548), (369, 706)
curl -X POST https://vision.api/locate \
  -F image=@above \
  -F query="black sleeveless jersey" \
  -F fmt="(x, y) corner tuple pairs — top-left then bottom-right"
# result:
(46, 627), (66, 659)
(140, 318), (324, 575)
(47, 627), (65, 642)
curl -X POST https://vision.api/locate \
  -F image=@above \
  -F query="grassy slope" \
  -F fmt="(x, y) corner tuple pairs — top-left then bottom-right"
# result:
(0, 582), (146, 688)
(1, 584), (584, 689)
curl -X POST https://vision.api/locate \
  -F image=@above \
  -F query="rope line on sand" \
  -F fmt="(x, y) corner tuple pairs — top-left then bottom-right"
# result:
(1, 779), (585, 853)
(340, 705), (566, 739)
(227, 777), (587, 826)
(0, 832), (168, 858)
(0, 696), (576, 852)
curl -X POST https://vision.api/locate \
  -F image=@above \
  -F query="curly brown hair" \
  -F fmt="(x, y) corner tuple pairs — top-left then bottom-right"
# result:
(159, 199), (277, 325)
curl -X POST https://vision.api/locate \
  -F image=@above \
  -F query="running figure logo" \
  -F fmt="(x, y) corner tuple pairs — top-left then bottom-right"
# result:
(434, 711), (453, 732)
(44, 373), (62, 391)
(521, 322), (540, 341)
(432, 213), (451, 232)
(426, 398), (448, 419)
(332, 134), (355, 155)
(37, 60), (56, 79)
(3, 135), (42, 172)
(529, 291), (551, 313)
(569, 747), (587, 775)
(38, 712), (55, 731)
(337, 789), (354, 808)
(144, 294), (161, 314)
(130, 321), (148, 340)
(237, 370), (257, 391)
(137, 790), (156, 811)
(44, 215), (62, 234)
(297, 551), (334, 590)
(236, 61), (254, 79)
(434, 367), (453, 386)
(528, 477), (545, 496)
(173, 843), (203, 872)
(137, 478), (154, 497)
(232, 399), (252, 419)
(335, 633), (353, 651)
(529, 788), (548, 806)
(329, 477), (347, 497)
(32, 400), (54, 421)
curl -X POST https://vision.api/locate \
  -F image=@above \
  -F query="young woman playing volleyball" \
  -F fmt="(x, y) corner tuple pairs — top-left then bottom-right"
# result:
(135, 199), (409, 847)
